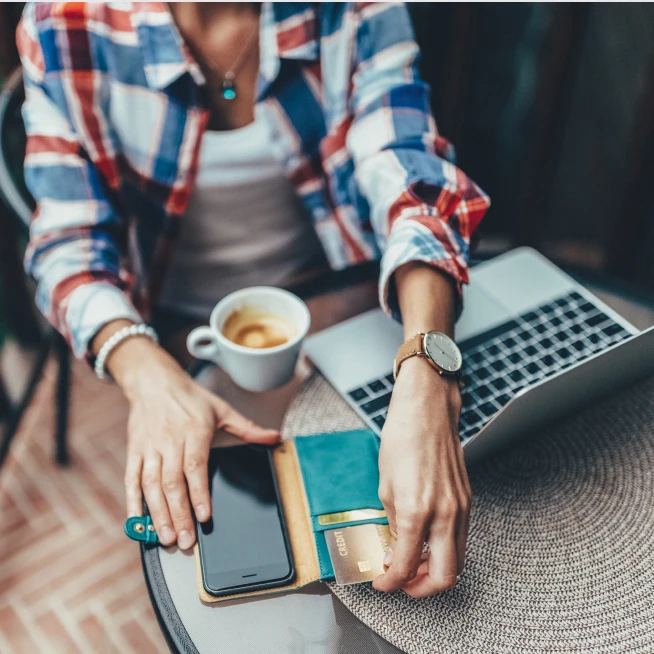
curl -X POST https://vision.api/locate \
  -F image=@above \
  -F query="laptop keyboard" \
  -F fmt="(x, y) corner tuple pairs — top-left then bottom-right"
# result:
(347, 291), (633, 443)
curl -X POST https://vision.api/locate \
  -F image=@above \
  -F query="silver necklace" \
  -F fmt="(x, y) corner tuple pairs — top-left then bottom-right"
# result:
(203, 21), (259, 101)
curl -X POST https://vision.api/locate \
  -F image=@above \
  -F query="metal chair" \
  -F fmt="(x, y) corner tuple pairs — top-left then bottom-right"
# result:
(0, 68), (70, 468)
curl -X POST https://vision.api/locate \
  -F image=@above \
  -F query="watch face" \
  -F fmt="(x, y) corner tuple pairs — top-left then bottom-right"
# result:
(424, 332), (463, 374)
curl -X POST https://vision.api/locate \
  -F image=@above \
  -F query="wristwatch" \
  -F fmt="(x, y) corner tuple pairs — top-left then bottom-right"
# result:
(394, 331), (463, 380)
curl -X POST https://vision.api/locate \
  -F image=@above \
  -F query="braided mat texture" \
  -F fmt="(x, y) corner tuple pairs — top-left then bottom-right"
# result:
(281, 372), (654, 654)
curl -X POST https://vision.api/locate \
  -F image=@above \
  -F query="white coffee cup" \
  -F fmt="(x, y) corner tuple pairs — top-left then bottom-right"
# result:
(186, 287), (311, 392)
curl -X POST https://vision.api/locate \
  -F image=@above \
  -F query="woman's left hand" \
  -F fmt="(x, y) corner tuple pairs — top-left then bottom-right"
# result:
(373, 355), (471, 598)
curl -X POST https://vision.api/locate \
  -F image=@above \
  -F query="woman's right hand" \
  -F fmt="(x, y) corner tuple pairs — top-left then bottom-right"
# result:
(99, 322), (280, 550)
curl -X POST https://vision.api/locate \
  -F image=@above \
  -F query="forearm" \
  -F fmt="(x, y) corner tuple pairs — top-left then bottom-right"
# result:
(395, 262), (457, 339)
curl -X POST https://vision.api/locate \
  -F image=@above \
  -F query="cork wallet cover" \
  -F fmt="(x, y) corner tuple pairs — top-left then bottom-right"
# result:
(194, 428), (388, 603)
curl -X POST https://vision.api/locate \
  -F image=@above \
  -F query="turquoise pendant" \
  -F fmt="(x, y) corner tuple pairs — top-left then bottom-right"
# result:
(221, 78), (236, 101)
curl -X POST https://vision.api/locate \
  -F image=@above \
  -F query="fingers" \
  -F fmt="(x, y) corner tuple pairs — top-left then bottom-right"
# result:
(124, 453), (143, 518)
(402, 519), (459, 599)
(161, 449), (196, 550)
(135, 418), (212, 549)
(380, 487), (397, 540)
(373, 517), (426, 593)
(455, 505), (470, 577)
(380, 493), (469, 598)
(454, 444), (471, 575)
(141, 453), (176, 546)
(184, 441), (211, 522)
(383, 548), (429, 568)
(212, 396), (280, 444)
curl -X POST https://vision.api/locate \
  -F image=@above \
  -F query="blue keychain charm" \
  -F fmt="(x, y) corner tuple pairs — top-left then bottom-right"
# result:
(124, 515), (159, 544)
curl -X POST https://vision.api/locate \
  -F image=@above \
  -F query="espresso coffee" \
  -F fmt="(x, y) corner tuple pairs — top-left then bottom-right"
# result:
(221, 306), (296, 349)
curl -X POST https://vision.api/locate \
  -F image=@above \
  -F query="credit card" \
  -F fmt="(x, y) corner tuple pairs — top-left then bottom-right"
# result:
(325, 523), (392, 585)
(317, 508), (387, 526)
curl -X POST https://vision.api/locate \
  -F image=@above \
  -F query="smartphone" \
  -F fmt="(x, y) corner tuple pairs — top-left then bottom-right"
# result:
(197, 445), (295, 596)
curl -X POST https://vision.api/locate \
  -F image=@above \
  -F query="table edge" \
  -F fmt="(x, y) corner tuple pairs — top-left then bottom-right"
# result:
(140, 542), (199, 654)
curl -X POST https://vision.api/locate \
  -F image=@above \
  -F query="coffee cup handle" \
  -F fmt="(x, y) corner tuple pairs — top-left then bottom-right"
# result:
(186, 326), (223, 364)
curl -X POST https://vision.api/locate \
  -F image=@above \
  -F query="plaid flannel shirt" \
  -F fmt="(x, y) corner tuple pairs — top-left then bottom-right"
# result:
(17, 2), (489, 359)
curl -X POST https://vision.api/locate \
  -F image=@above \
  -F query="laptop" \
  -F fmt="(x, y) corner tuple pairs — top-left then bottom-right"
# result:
(304, 248), (654, 464)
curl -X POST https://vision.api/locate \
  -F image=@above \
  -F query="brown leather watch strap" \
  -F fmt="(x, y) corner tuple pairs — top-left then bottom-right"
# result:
(393, 333), (426, 380)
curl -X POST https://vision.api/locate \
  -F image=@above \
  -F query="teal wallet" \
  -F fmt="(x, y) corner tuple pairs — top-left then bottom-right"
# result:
(195, 428), (388, 603)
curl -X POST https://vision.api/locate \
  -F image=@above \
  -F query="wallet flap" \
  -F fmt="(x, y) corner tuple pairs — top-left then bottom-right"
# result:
(196, 440), (320, 603)
(294, 429), (383, 517)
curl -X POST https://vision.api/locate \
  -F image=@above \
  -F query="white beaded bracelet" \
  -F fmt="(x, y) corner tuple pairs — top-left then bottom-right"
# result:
(94, 323), (159, 381)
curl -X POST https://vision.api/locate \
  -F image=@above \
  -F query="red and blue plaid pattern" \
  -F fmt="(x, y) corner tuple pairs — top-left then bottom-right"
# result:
(17, 2), (489, 358)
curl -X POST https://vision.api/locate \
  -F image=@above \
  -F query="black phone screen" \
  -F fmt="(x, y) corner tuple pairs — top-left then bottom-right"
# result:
(198, 445), (294, 594)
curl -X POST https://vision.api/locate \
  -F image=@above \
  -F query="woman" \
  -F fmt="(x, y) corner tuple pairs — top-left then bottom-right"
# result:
(17, 2), (489, 598)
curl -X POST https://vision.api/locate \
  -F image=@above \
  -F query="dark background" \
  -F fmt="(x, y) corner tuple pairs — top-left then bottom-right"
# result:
(409, 3), (654, 289)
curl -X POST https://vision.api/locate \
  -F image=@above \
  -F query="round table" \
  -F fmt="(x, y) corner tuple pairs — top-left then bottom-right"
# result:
(140, 261), (654, 654)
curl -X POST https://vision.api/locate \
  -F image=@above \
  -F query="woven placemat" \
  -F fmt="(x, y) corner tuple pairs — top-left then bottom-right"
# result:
(281, 372), (654, 654)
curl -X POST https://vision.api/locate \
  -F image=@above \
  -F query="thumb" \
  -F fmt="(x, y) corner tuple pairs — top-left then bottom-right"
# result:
(212, 397), (281, 444)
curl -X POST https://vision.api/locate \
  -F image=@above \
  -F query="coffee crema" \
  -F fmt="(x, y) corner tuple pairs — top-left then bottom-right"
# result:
(221, 306), (296, 349)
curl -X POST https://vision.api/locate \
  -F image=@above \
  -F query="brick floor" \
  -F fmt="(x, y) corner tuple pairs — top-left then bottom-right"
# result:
(0, 358), (167, 654)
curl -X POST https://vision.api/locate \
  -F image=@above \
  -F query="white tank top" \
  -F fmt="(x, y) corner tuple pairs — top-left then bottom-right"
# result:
(159, 113), (325, 317)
